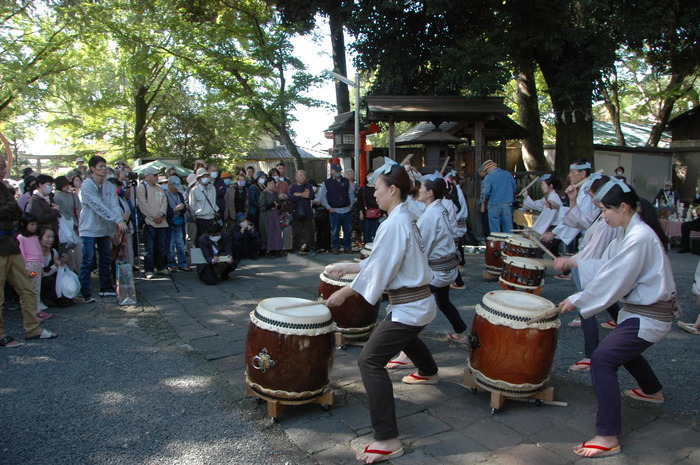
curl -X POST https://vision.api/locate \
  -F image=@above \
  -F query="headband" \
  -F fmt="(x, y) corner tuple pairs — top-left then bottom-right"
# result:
(419, 170), (443, 183)
(570, 162), (592, 170)
(589, 173), (604, 182)
(444, 170), (457, 178)
(539, 174), (552, 181)
(593, 178), (631, 203)
(369, 157), (398, 185)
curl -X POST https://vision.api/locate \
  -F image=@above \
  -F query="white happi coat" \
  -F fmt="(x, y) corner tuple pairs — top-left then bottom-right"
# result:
(524, 190), (562, 234)
(574, 213), (622, 261)
(552, 178), (599, 246)
(522, 190), (562, 214)
(352, 202), (437, 327)
(418, 201), (459, 288)
(569, 214), (676, 342)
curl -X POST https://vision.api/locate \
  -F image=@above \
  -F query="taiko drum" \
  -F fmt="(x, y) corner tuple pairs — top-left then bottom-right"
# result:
(499, 256), (546, 295)
(503, 236), (541, 259)
(318, 272), (379, 339)
(467, 291), (560, 397)
(245, 298), (335, 404)
(485, 233), (513, 275)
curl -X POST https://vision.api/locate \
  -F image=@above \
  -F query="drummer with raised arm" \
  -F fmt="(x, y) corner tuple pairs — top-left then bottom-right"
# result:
(557, 178), (676, 459)
(325, 159), (438, 464)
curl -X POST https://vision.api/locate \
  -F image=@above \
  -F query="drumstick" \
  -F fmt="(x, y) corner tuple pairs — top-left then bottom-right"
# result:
(519, 176), (541, 196)
(525, 304), (562, 325)
(440, 156), (451, 175)
(573, 168), (605, 188)
(527, 233), (558, 261)
(510, 398), (569, 407)
(276, 299), (328, 311)
(399, 153), (414, 166)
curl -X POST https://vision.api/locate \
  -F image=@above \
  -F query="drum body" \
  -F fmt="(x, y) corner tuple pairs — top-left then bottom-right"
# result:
(245, 298), (335, 404)
(499, 256), (546, 294)
(318, 272), (379, 338)
(468, 291), (560, 397)
(360, 243), (373, 260)
(504, 236), (541, 259)
(485, 233), (512, 275)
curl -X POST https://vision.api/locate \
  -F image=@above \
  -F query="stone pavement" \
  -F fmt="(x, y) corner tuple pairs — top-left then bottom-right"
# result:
(119, 250), (700, 465)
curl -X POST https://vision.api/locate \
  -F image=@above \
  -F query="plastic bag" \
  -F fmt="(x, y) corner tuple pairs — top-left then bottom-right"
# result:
(116, 260), (137, 305)
(55, 265), (80, 299)
(58, 216), (79, 249)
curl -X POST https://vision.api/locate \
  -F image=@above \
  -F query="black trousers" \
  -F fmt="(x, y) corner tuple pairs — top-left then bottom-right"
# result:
(681, 218), (700, 249)
(358, 316), (437, 440)
(196, 261), (236, 285)
(430, 284), (467, 333)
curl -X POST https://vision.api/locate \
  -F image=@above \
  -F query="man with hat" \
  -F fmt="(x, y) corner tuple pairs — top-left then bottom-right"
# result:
(136, 166), (168, 279)
(654, 180), (680, 208)
(75, 158), (87, 176)
(478, 159), (516, 233)
(165, 175), (189, 271)
(189, 167), (218, 242)
(319, 162), (355, 254)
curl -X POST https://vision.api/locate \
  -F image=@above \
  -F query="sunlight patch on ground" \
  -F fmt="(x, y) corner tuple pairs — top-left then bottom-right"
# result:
(161, 375), (213, 394)
(9, 355), (58, 365)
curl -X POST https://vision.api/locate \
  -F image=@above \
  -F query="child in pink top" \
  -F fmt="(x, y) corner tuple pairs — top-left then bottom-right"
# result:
(18, 213), (52, 321)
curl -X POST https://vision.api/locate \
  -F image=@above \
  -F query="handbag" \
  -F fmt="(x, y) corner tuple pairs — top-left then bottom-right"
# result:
(116, 260), (137, 305)
(365, 208), (381, 219)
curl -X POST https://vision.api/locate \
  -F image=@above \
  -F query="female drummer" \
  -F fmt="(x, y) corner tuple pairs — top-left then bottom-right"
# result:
(521, 173), (563, 256)
(558, 178), (675, 458)
(325, 160), (438, 464)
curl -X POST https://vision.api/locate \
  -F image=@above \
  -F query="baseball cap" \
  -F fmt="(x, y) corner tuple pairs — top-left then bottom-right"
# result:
(143, 166), (159, 176)
(330, 162), (342, 172)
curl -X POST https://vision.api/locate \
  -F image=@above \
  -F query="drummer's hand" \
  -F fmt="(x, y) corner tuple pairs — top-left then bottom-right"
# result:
(553, 257), (575, 272)
(558, 298), (576, 314)
(520, 188), (528, 198)
(325, 286), (355, 308)
(540, 232), (555, 243)
(547, 199), (561, 211)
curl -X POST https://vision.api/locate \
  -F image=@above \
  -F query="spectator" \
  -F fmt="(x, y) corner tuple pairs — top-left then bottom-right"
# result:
(0, 156), (57, 345)
(108, 177), (134, 269)
(29, 174), (61, 246)
(289, 169), (316, 256)
(137, 167), (168, 279)
(18, 213), (49, 319)
(38, 228), (73, 308)
(247, 171), (266, 230)
(478, 159), (516, 233)
(269, 167), (292, 250)
(72, 172), (83, 194)
(75, 157), (87, 176)
(678, 260), (700, 335)
(678, 186), (700, 254)
(208, 162), (227, 215)
(233, 172), (248, 217)
(654, 181), (680, 207)
(194, 159), (207, 172)
(258, 178), (284, 258)
(222, 171), (237, 229)
(311, 180), (330, 253)
(114, 160), (127, 173)
(319, 162), (355, 254)
(165, 176), (189, 272)
(245, 165), (256, 184)
(197, 222), (236, 285)
(231, 212), (261, 260)
(276, 162), (290, 184)
(614, 166), (626, 182)
(17, 175), (37, 213)
(189, 168), (218, 242)
(18, 167), (35, 195)
(79, 155), (127, 303)
(356, 170), (381, 244)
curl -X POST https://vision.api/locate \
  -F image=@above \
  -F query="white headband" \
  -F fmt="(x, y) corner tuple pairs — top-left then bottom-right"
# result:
(593, 178), (631, 203)
(419, 170), (443, 183)
(589, 173), (604, 182)
(369, 157), (398, 185)
(570, 162), (592, 170)
(539, 174), (552, 181)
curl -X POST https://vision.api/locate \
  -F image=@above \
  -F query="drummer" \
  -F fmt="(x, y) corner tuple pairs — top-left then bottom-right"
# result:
(325, 159), (438, 464)
(558, 178), (675, 458)
(521, 173), (563, 256)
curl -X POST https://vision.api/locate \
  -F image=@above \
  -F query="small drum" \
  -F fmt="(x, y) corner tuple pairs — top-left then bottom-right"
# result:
(499, 256), (546, 294)
(467, 291), (560, 397)
(318, 272), (380, 339)
(246, 298), (335, 404)
(360, 243), (373, 260)
(485, 232), (513, 275)
(504, 236), (541, 259)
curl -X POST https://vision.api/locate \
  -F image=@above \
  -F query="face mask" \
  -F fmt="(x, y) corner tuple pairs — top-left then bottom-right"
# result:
(43, 185), (53, 195)
(200, 177), (210, 185)
(332, 171), (341, 178)
(161, 184), (168, 191)
(209, 235), (220, 242)
(210, 171), (218, 179)
(224, 179), (232, 186)
(273, 176), (280, 182)
(258, 178), (266, 185)
(238, 180), (246, 187)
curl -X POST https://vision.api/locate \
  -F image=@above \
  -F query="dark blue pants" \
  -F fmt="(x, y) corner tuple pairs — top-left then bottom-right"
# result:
(144, 225), (167, 273)
(330, 211), (352, 250)
(80, 236), (112, 298)
(582, 303), (621, 358)
(590, 318), (660, 436)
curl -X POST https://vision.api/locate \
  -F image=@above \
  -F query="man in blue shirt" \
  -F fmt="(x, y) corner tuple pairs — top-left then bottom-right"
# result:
(479, 160), (516, 233)
(319, 163), (355, 254)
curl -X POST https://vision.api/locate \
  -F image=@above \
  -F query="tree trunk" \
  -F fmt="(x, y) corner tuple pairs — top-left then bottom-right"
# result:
(647, 71), (686, 147)
(598, 75), (626, 146)
(329, 8), (350, 114)
(134, 84), (149, 158)
(516, 66), (548, 171)
(551, 102), (594, 179)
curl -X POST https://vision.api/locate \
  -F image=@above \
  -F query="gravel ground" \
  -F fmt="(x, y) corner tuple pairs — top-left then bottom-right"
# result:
(0, 304), (314, 465)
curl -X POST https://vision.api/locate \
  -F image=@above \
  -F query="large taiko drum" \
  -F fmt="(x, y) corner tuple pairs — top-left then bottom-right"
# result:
(499, 256), (546, 294)
(360, 243), (374, 260)
(485, 233), (513, 275)
(467, 291), (560, 397)
(245, 298), (335, 404)
(318, 272), (380, 339)
(504, 236), (541, 259)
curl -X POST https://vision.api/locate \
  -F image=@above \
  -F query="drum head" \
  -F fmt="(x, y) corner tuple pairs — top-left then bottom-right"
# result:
(319, 272), (359, 287)
(487, 233), (513, 241)
(252, 297), (335, 335)
(477, 291), (559, 330)
(503, 256), (545, 270)
(506, 236), (536, 248)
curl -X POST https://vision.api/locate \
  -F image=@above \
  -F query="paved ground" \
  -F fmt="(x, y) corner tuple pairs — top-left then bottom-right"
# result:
(2, 247), (699, 465)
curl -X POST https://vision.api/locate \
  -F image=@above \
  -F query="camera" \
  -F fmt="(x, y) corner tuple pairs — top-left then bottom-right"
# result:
(126, 171), (139, 187)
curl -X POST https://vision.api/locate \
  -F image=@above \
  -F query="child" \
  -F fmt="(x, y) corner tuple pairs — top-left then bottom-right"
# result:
(17, 213), (52, 321)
